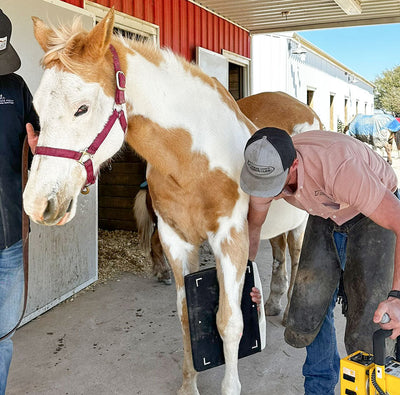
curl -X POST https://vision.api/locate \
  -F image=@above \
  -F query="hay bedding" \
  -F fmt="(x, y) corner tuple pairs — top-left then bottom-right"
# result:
(97, 229), (216, 285)
(97, 229), (153, 284)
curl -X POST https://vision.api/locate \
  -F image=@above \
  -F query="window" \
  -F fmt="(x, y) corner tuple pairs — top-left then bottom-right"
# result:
(85, 1), (159, 45)
(222, 50), (250, 99)
(307, 89), (315, 108)
(329, 94), (335, 131)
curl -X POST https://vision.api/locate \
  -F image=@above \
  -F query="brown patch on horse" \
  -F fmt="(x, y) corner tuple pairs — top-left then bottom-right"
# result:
(238, 91), (323, 134)
(125, 115), (239, 245)
(220, 227), (249, 280)
(215, 227), (248, 336)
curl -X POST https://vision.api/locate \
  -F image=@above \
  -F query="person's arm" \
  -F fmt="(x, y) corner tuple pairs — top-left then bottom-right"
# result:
(369, 188), (400, 338)
(247, 196), (271, 261)
(26, 123), (39, 154)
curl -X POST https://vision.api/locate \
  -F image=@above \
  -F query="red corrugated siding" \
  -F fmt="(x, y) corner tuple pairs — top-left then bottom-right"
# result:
(60, 0), (250, 61)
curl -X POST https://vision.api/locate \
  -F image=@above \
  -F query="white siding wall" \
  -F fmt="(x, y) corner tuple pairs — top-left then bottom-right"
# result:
(3, 0), (98, 326)
(251, 34), (375, 132)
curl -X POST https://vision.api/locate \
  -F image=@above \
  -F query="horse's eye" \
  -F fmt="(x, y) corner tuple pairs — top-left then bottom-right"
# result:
(74, 105), (88, 117)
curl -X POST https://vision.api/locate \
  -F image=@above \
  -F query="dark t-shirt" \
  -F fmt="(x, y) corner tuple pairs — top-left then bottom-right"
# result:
(0, 73), (40, 249)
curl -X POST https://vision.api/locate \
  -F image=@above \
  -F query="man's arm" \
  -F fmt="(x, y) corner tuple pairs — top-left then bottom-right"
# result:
(369, 188), (400, 337)
(247, 196), (271, 261)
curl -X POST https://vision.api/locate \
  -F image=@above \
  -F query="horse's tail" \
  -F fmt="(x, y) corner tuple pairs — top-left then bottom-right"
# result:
(133, 189), (154, 255)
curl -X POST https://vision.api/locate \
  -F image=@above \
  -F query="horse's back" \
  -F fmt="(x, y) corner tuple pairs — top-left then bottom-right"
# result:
(237, 91), (323, 135)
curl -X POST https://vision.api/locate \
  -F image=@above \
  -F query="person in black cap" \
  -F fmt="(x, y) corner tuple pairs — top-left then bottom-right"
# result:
(0, 9), (39, 395)
(241, 127), (400, 394)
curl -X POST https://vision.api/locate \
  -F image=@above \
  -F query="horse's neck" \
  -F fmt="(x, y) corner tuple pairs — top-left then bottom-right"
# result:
(124, 46), (252, 178)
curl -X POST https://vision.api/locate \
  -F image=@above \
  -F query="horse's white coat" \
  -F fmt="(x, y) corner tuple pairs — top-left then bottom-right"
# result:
(292, 117), (321, 135)
(24, 69), (126, 225)
(125, 45), (250, 179)
(260, 199), (308, 240)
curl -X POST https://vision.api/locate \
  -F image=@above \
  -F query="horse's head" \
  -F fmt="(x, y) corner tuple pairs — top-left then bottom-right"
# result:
(24, 9), (127, 226)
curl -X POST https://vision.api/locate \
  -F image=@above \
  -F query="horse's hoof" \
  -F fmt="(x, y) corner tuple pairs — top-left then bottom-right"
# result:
(264, 302), (281, 316)
(157, 274), (172, 285)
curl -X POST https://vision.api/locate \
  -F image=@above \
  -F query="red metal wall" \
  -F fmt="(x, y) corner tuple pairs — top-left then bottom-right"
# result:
(60, 0), (250, 61)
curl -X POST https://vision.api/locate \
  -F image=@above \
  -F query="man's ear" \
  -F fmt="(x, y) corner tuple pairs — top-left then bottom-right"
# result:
(291, 158), (299, 171)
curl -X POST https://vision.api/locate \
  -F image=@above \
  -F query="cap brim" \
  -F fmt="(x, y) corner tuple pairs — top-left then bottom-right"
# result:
(240, 165), (288, 198)
(0, 44), (21, 75)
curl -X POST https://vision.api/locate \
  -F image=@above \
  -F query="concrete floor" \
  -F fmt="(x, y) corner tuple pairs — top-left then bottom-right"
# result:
(6, 244), (347, 395)
(7, 152), (400, 395)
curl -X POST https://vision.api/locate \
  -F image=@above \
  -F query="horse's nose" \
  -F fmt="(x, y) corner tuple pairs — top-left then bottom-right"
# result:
(43, 198), (57, 221)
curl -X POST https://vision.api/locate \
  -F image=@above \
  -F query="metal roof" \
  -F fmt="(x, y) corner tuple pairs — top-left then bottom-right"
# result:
(192, 0), (400, 34)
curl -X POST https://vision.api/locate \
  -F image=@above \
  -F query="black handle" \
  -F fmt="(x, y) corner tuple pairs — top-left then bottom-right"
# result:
(373, 329), (393, 365)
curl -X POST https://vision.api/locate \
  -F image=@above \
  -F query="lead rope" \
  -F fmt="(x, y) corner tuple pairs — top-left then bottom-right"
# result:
(0, 136), (30, 342)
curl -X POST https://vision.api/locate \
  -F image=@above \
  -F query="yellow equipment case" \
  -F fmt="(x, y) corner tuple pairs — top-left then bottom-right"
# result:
(340, 329), (400, 395)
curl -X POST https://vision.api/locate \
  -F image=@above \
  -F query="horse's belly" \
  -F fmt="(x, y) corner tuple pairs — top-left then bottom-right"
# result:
(260, 199), (308, 240)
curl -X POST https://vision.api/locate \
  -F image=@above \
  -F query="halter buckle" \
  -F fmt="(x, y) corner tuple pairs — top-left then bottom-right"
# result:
(78, 150), (93, 165)
(116, 70), (126, 91)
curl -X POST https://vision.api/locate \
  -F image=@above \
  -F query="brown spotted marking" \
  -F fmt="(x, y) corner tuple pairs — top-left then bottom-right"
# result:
(238, 91), (323, 133)
(125, 115), (240, 245)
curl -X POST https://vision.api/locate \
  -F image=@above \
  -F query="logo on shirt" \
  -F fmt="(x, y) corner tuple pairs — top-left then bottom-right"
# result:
(0, 94), (14, 105)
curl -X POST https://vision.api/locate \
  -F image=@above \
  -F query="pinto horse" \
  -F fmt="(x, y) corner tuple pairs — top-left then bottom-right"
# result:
(24, 9), (306, 394)
(134, 91), (323, 324)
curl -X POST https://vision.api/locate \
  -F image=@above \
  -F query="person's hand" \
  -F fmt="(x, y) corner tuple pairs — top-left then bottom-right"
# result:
(373, 297), (400, 339)
(250, 286), (262, 312)
(26, 123), (39, 154)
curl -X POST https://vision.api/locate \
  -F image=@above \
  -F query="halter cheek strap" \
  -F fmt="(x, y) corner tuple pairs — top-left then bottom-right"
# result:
(35, 44), (127, 189)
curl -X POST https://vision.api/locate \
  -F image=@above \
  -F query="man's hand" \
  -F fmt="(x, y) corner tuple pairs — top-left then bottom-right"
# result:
(373, 297), (400, 339)
(26, 122), (39, 154)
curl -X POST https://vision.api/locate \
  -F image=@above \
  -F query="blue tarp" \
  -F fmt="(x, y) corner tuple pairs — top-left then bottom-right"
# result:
(346, 114), (400, 147)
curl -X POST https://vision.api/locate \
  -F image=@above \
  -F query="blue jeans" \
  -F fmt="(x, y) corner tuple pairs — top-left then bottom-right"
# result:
(0, 240), (24, 395)
(303, 232), (347, 395)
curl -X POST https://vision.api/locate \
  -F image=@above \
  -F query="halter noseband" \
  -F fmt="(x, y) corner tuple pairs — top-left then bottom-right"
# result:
(35, 45), (127, 193)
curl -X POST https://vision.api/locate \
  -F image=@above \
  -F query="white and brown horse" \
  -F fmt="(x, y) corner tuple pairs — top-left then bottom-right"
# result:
(134, 91), (323, 323)
(23, 9), (308, 394)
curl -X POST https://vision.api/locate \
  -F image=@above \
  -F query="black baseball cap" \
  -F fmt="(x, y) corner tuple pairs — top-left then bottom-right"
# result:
(0, 10), (21, 75)
(240, 127), (296, 197)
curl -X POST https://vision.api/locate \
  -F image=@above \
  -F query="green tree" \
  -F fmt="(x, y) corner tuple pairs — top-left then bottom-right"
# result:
(374, 65), (400, 116)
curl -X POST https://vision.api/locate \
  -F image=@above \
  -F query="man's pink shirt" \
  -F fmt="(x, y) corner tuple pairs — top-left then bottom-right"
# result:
(250, 130), (398, 225)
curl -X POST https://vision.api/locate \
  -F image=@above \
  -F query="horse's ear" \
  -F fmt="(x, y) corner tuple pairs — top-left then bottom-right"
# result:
(32, 16), (53, 52)
(84, 7), (115, 60)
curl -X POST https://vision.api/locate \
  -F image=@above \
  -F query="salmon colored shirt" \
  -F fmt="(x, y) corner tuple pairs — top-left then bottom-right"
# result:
(251, 130), (398, 226)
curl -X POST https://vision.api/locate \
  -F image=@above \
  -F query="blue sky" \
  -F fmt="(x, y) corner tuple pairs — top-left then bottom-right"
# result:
(298, 23), (400, 83)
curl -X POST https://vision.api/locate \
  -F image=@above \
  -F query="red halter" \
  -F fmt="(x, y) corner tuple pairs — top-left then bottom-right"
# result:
(35, 45), (127, 191)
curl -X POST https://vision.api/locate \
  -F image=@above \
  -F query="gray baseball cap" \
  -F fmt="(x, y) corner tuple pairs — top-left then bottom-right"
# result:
(240, 127), (296, 197)
(0, 10), (21, 75)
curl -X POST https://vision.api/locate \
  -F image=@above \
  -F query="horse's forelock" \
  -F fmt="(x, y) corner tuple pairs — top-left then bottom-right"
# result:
(41, 18), (87, 71)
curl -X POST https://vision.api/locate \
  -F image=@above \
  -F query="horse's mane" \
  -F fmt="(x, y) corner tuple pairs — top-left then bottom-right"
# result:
(40, 17), (216, 86)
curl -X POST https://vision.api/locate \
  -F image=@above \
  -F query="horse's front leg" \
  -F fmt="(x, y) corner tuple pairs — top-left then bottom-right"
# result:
(157, 217), (200, 395)
(265, 234), (288, 316)
(209, 227), (248, 395)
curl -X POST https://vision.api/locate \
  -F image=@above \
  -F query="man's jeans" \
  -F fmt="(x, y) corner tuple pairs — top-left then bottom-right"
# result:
(0, 240), (24, 395)
(303, 232), (346, 395)
(300, 206), (397, 395)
